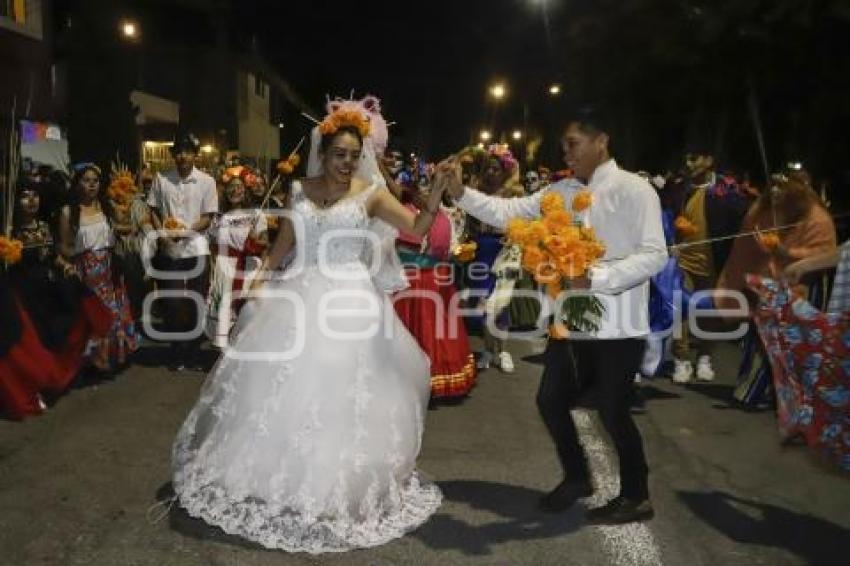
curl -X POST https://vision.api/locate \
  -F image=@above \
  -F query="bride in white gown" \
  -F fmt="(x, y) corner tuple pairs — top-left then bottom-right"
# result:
(171, 99), (446, 553)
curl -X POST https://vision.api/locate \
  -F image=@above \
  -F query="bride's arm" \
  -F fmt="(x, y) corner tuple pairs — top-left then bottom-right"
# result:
(249, 213), (295, 290)
(369, 176), (447, 238)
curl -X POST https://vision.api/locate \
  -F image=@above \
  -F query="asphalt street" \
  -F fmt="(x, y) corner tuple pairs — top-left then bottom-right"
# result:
(1, 338), (848, 565)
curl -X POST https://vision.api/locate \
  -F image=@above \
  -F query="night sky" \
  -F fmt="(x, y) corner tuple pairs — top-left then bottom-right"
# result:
(236, 0), (850, 192)
(50, 0), (850, 197)
(237, 0), (573, 164)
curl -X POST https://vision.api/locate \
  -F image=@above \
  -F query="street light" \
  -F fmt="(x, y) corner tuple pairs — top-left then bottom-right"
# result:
(549, 84), (561, 96)
(480, 130), (492, 142)
(512, 130), (523, 141)
(489, 83), (506, 100)
(120, 19), (139, 40)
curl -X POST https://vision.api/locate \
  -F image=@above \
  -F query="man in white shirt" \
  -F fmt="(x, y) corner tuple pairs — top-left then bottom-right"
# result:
(444, 109), (667, 524)
(148, 132), (218, 371)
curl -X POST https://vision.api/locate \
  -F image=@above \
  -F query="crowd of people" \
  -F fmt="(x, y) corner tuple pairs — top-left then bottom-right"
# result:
(1, 94), (848, 550)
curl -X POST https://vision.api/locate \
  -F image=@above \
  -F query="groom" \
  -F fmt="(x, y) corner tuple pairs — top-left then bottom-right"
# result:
(443, 108), (667, 524)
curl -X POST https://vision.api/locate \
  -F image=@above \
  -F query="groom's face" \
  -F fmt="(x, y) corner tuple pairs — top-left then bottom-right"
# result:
(562, 122), (608, 181)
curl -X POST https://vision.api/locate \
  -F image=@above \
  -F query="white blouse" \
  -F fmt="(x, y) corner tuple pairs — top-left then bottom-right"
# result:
(75, 212), (114, 254)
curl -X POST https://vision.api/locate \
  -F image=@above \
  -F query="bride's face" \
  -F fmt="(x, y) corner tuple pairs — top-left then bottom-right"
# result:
(321, 132), (362, 186)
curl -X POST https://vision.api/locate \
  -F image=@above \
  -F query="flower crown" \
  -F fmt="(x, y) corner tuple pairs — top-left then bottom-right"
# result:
(318, 101), (371, 138)
(487, 144), (518, 172)
(220, 165), (259, 187)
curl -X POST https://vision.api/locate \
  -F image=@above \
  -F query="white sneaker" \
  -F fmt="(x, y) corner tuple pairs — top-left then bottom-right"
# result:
(696, 355), (715, 382)
(672, 359), (693, 384)
(476, 351), (493, 370)
(497, 351), (515, 373)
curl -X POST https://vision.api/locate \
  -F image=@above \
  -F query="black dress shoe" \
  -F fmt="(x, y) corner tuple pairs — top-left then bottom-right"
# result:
(538, 479), (594, 513)
(586, 496), (654, 524)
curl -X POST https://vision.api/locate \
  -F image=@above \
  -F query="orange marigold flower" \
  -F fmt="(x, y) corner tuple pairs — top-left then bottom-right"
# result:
(163, 217), (187, 231)
(526, 220), (548, 244)
(543, 209), (573, 232)
(318, 109), (371, 137)
(556, 252), (588, 278)
(674, 215), (698, 238)
(506, 218), (530, 244)
(541, 192), (566, 216)
(544, 234), (579, 257)
(452, 241), (478, 262)
(0, 236), (23, 264)
(571, 189), (593, 212)
(521, 245), (546, 271)
(277, 161), (294, 176)
(759, 232), (780, 250)
(555, 225), (581, 241)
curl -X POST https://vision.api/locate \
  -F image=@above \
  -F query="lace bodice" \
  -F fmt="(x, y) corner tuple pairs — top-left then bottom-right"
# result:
(290, 181), (377, 268)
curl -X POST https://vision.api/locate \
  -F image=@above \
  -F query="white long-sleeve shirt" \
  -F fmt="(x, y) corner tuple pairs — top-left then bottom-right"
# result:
(456, 159), (668, 339)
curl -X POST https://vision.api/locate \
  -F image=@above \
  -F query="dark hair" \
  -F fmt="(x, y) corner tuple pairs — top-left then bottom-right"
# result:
(319, 125), (363, 153)
(171, 131), (200, 156)
(486, 155), (507, 172)
(12, 180), (43, 228)
(566, 105), (611, 138)
(68, 164), (114, 239)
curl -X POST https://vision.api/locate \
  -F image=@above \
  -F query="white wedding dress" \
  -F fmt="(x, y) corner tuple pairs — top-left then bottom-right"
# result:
(172, 181), (442, 553)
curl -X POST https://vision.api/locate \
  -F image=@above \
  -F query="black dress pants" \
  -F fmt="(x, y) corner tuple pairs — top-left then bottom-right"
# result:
(536, 338), (649, 500)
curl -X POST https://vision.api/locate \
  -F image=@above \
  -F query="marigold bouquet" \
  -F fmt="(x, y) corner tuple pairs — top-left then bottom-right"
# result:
(0, 235), (23, 265)
(106, 164), (139, 207)
(505, 190), (606, 335)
